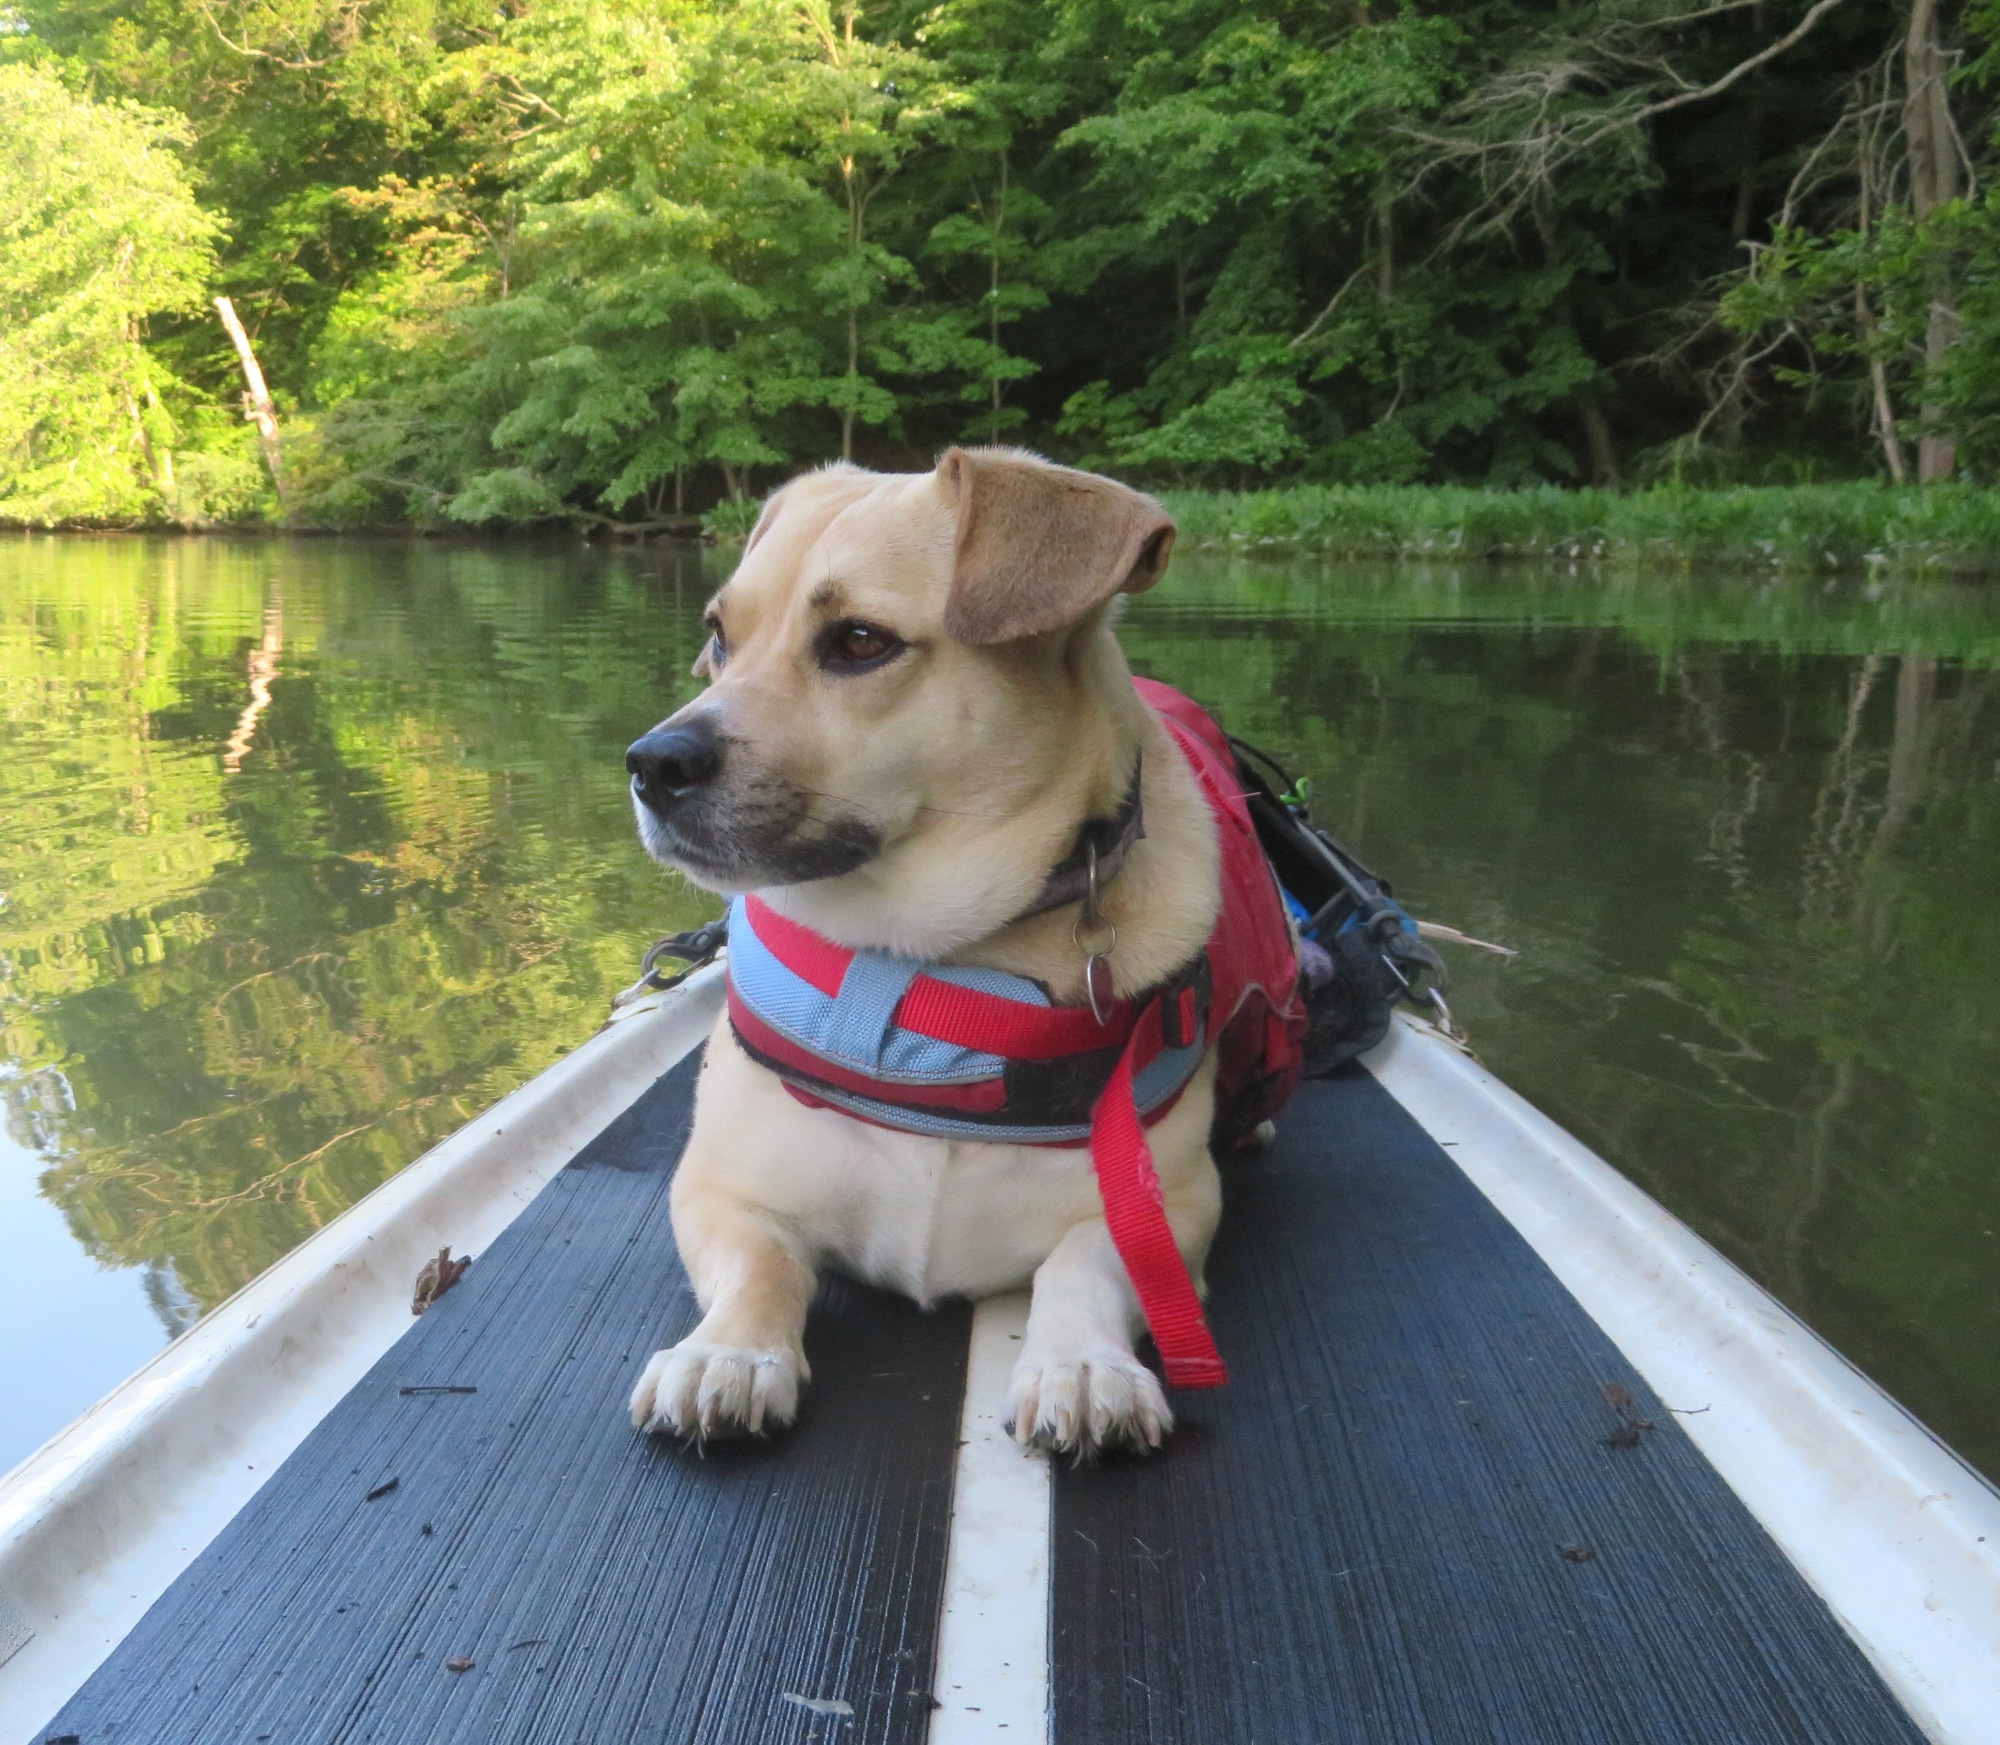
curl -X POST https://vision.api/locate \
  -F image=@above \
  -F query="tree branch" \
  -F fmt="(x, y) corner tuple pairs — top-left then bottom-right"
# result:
(1631, 0), (1850, 126)
(1405, 0), (1854, 244)
(187, 0), (333, 69)
(1291, 265), (1367, 348)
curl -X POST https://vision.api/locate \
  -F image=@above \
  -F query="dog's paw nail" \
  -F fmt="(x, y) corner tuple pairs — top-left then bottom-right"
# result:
(630, 1340), (803, 1440)
(1009, 1350), (1172, 1458)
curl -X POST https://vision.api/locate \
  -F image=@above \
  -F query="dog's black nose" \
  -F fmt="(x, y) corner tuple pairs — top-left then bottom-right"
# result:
(627, 720), (722, 806)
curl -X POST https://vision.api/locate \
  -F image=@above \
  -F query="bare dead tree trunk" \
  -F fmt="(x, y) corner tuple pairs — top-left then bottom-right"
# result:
(1858, 285), (1910, 482)
(1580, 394), (1620, 486)
(116, 265), (177, 510)
(143, 378), (177, 504)
(1855, 140), (1910, 482)
(1904, 0), (1962, 481)
(124, 378), (171, 500)
(1534, 205), (1618, 485)
(1376, 187), (1394, 302)
(215, 296), (287, 510)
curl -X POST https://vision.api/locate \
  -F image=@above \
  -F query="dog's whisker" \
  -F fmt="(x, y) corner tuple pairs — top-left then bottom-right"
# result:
(909, 801), (1016, 821)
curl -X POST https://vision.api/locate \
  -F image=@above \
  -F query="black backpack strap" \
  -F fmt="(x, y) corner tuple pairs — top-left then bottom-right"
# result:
(1226, 735), (1449, 1074)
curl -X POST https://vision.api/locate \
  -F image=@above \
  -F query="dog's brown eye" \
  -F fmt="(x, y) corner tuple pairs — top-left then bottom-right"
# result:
(840, 624), (893, 660)
(818, 620), (905, 674)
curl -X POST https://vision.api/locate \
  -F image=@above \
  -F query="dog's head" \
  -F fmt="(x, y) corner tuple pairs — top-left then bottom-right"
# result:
(626, 447), (1174, 945)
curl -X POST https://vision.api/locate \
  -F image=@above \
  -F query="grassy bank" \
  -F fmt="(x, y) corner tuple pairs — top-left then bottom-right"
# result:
(19, 481), (2000, 575)
(1157, 483), (2000, 574)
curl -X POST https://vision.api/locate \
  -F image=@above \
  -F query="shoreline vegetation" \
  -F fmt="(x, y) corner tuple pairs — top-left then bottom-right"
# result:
(15, 482), (2000, 577)
(1157, 482), (2000, 574)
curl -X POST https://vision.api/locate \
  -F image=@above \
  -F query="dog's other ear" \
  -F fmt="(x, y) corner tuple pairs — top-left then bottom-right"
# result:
(939, 447), (1175, 644)
(741, 462), (876, 557)
(740, 490), (784, 555)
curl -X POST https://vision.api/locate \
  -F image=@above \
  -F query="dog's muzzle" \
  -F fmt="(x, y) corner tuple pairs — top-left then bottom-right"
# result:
(625, 710), (883, 888)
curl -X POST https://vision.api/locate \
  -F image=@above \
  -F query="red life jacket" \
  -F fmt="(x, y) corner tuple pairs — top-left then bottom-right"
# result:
(725, 680), (1306, 1389)
(1132, 677), (1307, 1143)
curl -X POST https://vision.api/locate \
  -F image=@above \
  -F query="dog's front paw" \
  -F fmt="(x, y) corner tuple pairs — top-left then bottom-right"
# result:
(1008, 1347), (1171, 1459)
(629, 1338), (807, 1440)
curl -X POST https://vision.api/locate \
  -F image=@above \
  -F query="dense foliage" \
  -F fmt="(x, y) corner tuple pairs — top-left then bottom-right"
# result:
(13, 0), (2000, 524)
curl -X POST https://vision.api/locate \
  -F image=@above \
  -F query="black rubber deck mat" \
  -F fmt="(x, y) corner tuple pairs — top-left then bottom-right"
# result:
(1051, 1066), (1926, 1745)
(40, 1054), (970, 1745)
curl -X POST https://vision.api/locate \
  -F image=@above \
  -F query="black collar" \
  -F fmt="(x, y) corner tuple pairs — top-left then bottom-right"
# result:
(1013, 757), (1145, 922)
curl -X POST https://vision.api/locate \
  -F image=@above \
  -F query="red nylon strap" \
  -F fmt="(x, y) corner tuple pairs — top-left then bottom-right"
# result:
(1089, 998), (1228, 1391)
(895, 973), (1136, 1059)
(745, 894), (1225, 1386)
(745, 894), (1139, 1059)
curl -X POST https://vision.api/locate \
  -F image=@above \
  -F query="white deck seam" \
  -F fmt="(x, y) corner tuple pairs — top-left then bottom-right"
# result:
(928, 1294), (1052, 1745)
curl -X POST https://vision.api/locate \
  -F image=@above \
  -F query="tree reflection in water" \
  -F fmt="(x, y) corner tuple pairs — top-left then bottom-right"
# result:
(2, 539), (1996, 1476)
(0, 536), (716, 1333)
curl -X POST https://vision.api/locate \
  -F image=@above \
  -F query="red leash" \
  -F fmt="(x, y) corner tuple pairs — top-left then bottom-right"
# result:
(1090, 998), (1228, 1389)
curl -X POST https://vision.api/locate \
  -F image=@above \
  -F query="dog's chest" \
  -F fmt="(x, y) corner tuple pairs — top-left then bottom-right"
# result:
(831, 1123), (1105, 1302)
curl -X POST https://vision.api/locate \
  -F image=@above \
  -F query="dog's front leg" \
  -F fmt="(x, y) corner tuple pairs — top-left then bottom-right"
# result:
(1010, 1218), (1172, 1458)
(630, 1177), (816, 1440)
(1009, 1068), (1222, 1458)
(1009, 1150), (1221, 1461)
(1008, 1064), (1224, 1456)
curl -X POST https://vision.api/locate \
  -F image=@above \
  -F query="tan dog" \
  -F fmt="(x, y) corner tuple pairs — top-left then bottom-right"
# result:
(624, 448), (1222, 1456)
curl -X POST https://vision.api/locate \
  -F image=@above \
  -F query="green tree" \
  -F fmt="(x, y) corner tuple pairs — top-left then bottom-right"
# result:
(1714, 0), (2000, 483)
(13, 0), (525, 396)
(301, 0), (967, 525)
(0, 64), (236, 524)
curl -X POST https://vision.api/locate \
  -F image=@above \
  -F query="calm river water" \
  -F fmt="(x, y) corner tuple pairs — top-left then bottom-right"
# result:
(3, 535), (1997, 1478)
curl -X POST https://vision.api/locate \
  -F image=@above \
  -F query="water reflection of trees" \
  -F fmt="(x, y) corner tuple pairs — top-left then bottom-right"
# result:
(1, 538), (718, 1316)
(1126, 580), (2000, 1476)
(5, 544), (1995, 1475)
(1664, 649), (1998, 1473)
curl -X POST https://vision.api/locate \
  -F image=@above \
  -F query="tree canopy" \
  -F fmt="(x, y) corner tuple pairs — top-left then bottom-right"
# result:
(11, 0), (2000, 524)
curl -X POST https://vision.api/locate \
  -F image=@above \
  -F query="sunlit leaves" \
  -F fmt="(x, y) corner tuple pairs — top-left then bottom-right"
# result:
(0, 65), (227, 524)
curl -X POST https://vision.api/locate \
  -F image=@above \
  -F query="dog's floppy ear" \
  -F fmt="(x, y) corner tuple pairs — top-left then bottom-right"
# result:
(939, 447), (1175, 644)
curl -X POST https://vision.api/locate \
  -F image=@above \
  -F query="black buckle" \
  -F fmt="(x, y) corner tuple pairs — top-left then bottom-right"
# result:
(1158, 956), (1212, 1050)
